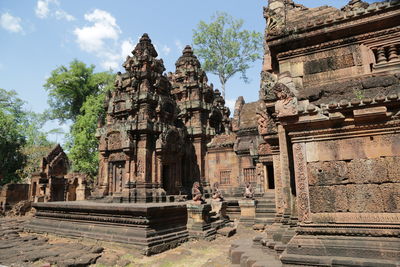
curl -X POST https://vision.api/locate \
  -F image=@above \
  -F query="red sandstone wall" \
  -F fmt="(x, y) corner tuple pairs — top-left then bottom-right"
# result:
(206, 148), (240, 192)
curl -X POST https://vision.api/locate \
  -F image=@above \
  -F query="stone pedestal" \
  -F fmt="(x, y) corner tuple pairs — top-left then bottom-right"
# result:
(238, 199), (256, 226)
(27, 201), (188, 255)
(210, 200), (228, 218)
(210, 200), (229, 229)
(186, 203), (216, 240)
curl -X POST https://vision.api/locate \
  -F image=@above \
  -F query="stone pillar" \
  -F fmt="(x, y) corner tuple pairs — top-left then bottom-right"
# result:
(273, 154), (284, 221)
(76, 178), (86, 201)
(238, 199), (256, 226)
(277, 124), (293, 223)
(186, 203), (216, 240)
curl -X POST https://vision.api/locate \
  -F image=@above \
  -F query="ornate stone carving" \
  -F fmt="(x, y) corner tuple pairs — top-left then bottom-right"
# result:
(293, 143), (311, 222)
(341, 0), (369, 12)
(256, 101), (277, 135)
(259, 71), (278, 101)
(272, 73), (299, 118)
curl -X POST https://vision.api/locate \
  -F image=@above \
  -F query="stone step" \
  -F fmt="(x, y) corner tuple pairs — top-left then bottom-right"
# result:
(230, 238), (282, 267)
(256, 203), (276, 209)
(255, 208), (276, 212)
(217, 227), (236, 237)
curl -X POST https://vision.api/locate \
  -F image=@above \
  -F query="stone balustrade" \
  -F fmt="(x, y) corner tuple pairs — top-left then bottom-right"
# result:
(373, 43), (400, 64)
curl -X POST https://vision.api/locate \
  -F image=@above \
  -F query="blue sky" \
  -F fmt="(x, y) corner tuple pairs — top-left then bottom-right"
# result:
(0, 0), (377, 144)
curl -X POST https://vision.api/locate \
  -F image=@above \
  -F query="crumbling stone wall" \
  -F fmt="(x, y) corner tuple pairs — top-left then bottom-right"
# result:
(0, 184), (29, 212)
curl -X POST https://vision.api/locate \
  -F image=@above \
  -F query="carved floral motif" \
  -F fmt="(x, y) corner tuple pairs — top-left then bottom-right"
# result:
(293, 143), (311, 222)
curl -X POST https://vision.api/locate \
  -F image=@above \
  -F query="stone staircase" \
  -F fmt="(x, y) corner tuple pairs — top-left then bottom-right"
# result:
(254, 192), (276, 226)
(229, 237), (282, 267)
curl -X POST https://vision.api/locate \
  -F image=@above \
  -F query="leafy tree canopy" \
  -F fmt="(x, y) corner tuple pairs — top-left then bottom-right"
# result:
(67, 93), (107, 177)
(193, 12), (263, 98)
(44, 59), (114, 122)
(0, 109), (26, 185)
(0, 88), (56, 185)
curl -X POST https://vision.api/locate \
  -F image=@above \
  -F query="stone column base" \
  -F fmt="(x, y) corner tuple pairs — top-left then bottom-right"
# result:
(210, 200), (230, 229)
(187, 203), (216, 241)
(238, 199), (256, 226)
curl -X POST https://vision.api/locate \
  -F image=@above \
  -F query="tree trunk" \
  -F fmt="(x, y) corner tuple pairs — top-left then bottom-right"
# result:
(219, 75), (226, 99)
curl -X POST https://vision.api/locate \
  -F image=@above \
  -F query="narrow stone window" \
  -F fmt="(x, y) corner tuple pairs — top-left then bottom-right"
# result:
(220, 170), (231, 185)
(243, 167), (256, 183)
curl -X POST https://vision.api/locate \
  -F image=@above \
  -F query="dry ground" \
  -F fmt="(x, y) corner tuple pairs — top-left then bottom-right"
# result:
(0, 216), (257, 267)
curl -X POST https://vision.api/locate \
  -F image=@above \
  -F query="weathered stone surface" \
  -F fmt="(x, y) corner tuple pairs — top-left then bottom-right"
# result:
(0, 218), (104, 267)
(307, 161), (349, 186)
(27, 201), (189, 255)
(379, 183), (400, 213)
(362, 75), (398, 89)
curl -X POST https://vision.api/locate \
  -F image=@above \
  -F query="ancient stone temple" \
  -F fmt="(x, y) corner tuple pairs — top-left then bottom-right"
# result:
(27, 34), (232, 255)
(230, 0), (400, 266)
(170, 45), (230, 195)
(95, 33), (182, 201)
(94, 36), (228, 202)
(29, 144), (69, 202)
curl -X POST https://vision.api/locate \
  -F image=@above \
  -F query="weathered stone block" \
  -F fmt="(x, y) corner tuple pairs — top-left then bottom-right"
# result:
(361, 75), (398, 89)
(186, 203), (216, 240)
(238, 199), (256, 225)
(386, 157), (400, 182)
(348, 158), (388, 184)
(307, 161), (349, 186)
(309, 185), (349, 213)
(379, 183), (400, 212)
(346, 184), (385, 213)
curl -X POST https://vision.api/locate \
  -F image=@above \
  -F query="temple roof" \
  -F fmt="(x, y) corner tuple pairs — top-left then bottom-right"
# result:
(238, 101), (259, 130)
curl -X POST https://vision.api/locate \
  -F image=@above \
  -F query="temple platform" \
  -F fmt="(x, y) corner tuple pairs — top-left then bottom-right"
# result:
(26, 201), (188, 255)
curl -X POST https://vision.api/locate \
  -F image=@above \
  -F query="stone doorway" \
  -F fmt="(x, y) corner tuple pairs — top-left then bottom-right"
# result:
(162, 163), (177, 195)
(50, 178), (65, 201)
(266, 164), (275, 190)
(110, 162), (125, 194)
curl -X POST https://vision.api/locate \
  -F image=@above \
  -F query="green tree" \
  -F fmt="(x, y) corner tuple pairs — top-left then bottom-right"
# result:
(17, 112), (58, 181)
(44, 59), (114, 122)
(193, 12), (263, 98)
(0, 109), (26, 185)
(0, 88), (56, 184)
(0, 88), (25, 123)
(67, 92), (110, 177)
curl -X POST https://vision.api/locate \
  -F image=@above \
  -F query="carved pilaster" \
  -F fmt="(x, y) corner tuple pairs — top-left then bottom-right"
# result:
(292, 143), (311, 222)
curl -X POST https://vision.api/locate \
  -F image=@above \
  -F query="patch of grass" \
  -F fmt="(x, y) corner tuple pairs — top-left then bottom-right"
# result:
(160, 261), (175, 267)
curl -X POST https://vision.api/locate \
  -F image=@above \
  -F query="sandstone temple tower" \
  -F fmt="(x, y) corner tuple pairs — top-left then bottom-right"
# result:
(95, 34), (182, 202)
(170, 45), (230, 193)
(95, 34), (229, 202)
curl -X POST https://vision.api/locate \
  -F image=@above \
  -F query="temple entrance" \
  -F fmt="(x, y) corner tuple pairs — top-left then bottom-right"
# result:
(266, 164), (275, 190)
(51, 178), (66, 201)
(110, 162), (124, 194)
(32, 182), (37, 198)
(162, 164), (178, 195)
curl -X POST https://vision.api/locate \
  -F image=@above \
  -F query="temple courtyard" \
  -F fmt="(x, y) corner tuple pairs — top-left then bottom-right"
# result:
(0, 215), (280, 267)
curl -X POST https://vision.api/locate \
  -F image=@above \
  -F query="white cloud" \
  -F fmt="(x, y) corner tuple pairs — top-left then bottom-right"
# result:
(35, 0), (51, 18)
(175, 40), (183, 51)
(0, 12), (23, 33)
(225, 99), (236, 114)
(162, 45), (171, 56)
(54, 10), (75, 21)
(74, 9), (120, 53)
(74, 9), (135, 71)
(121, 39), (134, 58)
(35, 0), (75, 21)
